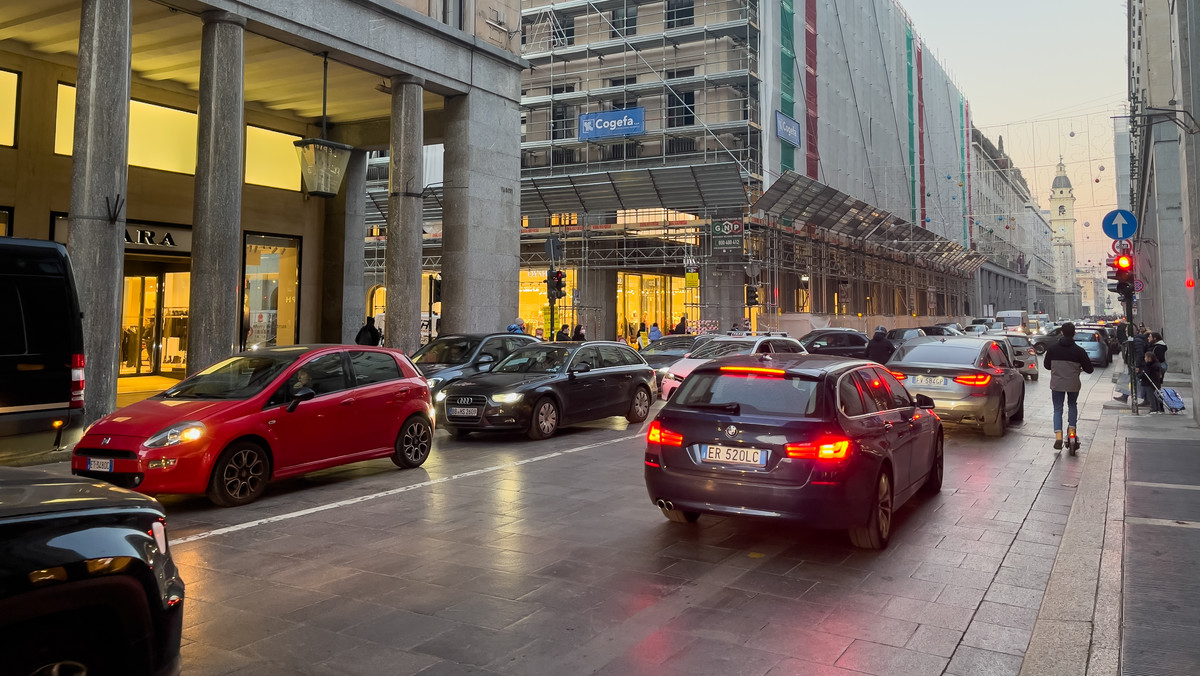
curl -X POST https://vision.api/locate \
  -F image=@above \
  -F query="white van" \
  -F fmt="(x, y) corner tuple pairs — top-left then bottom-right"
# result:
(995, 310), (1029, 333)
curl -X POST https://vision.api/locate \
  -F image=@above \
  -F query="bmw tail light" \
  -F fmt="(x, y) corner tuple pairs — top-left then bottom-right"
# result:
(647, 420), (683, 447)
(887, 370), (907, 380)
(785, 436), (851, 459)
(70, 354), (86, 409)
(953, 373), (992, 386)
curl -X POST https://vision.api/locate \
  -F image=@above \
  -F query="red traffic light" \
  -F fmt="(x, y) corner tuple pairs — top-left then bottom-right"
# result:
(1115, 255), (1132, 270)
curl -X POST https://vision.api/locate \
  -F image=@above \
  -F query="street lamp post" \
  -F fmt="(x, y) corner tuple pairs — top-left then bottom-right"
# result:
(293, 53), (354, 198)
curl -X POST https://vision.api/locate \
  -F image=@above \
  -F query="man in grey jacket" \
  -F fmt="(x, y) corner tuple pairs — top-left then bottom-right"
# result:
(1043, 322), (1095, 450)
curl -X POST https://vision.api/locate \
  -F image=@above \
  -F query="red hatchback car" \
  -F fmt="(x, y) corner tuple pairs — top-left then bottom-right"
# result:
(72, 345), (434, 506)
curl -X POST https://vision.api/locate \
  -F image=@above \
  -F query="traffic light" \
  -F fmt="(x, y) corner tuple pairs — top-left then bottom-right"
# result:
(553, 270), (567, 299)
(546, 268), (567, 301)
(432, 276), (442, 303)
(746, 285), (759, 307)
(1107, 255), (1134, 299)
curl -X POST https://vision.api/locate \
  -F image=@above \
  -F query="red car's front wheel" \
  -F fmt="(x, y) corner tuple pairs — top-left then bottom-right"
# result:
(207, 441), (270, 507)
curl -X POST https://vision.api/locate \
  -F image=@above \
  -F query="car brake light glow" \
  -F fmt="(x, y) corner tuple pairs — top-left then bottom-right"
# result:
(70, 354), (85, 409)
(785, 436), (851, 459)
(647, 420), (683, 447)
(953, 373), (992, 386)
(719, 366), (785, 376)
(888, 370), (906, 380)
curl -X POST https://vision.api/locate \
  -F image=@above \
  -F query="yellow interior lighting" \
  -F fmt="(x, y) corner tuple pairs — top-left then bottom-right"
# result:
(0, 70), (17, 147)
(246, 125), (301, 191)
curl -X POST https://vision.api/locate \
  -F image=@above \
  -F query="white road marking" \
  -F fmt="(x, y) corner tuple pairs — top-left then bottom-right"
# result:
(171, 433), (642, 545)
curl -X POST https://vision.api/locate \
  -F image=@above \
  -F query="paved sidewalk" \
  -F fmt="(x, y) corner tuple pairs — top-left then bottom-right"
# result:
(1021, 372), (1200, 676)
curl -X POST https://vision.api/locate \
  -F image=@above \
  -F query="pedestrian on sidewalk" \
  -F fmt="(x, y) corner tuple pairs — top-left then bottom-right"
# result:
(1141, 349), (1166, 413)
(1044, 322), (1094, 450)
(555, 324), (571, 341)
(1114, 328), (1149, 404)
(354, 317), (381, 346)
(649, 323), (663, 341)
(507, 317), (526, 334)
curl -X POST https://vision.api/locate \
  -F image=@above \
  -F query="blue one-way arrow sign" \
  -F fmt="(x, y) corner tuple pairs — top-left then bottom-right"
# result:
(1102, 209), (1138, 240)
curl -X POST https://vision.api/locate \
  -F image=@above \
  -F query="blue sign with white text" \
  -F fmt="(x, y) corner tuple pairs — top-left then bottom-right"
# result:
(579, 107), (645, 140)
(775, 110), (802, 148)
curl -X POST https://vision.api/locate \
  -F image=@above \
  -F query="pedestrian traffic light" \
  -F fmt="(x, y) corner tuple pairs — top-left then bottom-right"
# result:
(1107, 255), (1134, 298)
(553, 270), (567, 299)
(746, 285), (759, 307)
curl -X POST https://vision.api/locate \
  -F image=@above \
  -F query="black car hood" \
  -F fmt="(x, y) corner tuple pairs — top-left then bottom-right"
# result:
(0, 467), (162, 519)
(642, 354), (684, 369)
(445, 372), (556, 392)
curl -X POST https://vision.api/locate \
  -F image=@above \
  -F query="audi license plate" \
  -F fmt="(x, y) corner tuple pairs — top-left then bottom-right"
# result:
(87, 458), (113, 472)
(702, 444), (766, 467)
(449, 406), (479, 417)
(913, 375), (945, 386)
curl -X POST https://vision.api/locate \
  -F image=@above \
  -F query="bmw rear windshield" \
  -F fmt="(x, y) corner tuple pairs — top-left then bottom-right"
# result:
(674, 369), (820, 416)
(893, 343), (979, 365)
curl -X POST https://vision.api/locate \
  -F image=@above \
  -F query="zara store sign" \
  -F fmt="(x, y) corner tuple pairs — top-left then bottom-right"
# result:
(54, 217), (192, 254)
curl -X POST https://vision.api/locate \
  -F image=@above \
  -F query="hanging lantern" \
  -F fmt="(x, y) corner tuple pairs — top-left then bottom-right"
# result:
(294, 53), (355, 198)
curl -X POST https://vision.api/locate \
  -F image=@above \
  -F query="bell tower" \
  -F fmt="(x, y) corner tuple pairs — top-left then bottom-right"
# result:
(1049, 158), (1081, 318)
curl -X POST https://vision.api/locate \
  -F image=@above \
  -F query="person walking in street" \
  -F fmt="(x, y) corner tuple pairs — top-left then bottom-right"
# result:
(1044, 322), (1094, 450)
(866, 326), (894, 364)
(571, 324), (586, 341)
(672, 314), (688, 335)
(1114, 327), (1149, 404)
(648, 323), (663, 341)
(555, 324), (571, 341)
(354, 317), (381, 346)
(507, 317), (526, 334)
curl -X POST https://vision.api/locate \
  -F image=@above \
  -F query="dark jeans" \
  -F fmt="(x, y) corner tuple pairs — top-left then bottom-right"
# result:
(1052, 390), (1079, 431)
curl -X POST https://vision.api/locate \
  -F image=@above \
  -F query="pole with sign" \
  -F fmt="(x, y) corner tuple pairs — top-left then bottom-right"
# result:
(1102, 209), (1139, 240)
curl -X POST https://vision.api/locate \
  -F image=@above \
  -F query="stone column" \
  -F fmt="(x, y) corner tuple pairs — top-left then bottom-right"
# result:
(442, 88), (521, 334)
(385, 75), (425, 354)
(321, 149), (368, 343)
(187, 11), (245, 374)
(67, 0), (131, 424)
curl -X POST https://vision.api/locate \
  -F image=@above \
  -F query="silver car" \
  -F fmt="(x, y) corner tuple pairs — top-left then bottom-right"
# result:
(1074, 330), (1109, 366)
(886, 337), (1027, 437)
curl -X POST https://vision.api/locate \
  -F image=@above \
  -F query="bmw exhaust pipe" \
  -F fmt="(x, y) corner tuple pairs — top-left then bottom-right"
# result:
(656, 499), (673, 511)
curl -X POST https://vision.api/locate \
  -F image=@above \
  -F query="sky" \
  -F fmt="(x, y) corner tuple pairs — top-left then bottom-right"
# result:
(899, 0), (1129, 279)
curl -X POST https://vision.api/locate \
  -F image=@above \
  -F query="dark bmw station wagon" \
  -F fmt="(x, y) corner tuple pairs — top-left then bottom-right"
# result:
(645, 354), (944, 549)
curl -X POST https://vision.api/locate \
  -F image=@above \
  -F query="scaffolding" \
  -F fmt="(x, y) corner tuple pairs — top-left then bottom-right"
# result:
(520, 0), (761, 180)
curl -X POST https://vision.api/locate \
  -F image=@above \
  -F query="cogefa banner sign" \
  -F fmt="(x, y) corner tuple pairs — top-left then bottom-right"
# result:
(579, 107), (645, 140)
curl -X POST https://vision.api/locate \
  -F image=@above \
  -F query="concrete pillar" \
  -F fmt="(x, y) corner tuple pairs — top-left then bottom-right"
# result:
(385, 75), (424, 354)
(442, 88), (521, 334)
(701, 253), (744, 331)
(67, 0), (131, 424)
(322, 149), (368, 343)
(187, 11), (245, 374)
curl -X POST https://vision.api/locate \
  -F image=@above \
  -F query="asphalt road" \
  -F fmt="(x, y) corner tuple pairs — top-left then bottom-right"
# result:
(132, 361), (1112, 676)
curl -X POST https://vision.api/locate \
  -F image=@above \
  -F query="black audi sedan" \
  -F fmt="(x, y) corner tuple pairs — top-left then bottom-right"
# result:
(0, 467), (184, 675)
(411, 333), (539, 397)
(644, 354), (943, 549)
(436, 341), (657, 439)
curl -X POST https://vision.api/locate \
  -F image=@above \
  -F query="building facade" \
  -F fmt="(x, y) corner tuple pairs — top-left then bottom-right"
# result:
(1128, 0), (1197, 382)
(0, 0), (524, 422)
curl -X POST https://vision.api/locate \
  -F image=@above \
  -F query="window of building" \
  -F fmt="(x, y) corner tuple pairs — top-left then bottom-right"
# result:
(611, 6), (638, 37)
(551, 85), (575, 139)
(246, 126), (302, 191)
(0, 206), (11, 237)
(666, 0), (695, 28)
(557, 15), (575, 46)
(242, 233), (301, 350)
(550, 213), (578, 226)
(0, 69), (18, 147)
(54, 84), (300, 190)
(610, 77), (637, 109)
(666, 70), (695, 127)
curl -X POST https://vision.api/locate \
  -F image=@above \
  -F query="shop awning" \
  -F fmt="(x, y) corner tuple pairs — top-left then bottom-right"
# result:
(752, 171), (988, 275)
